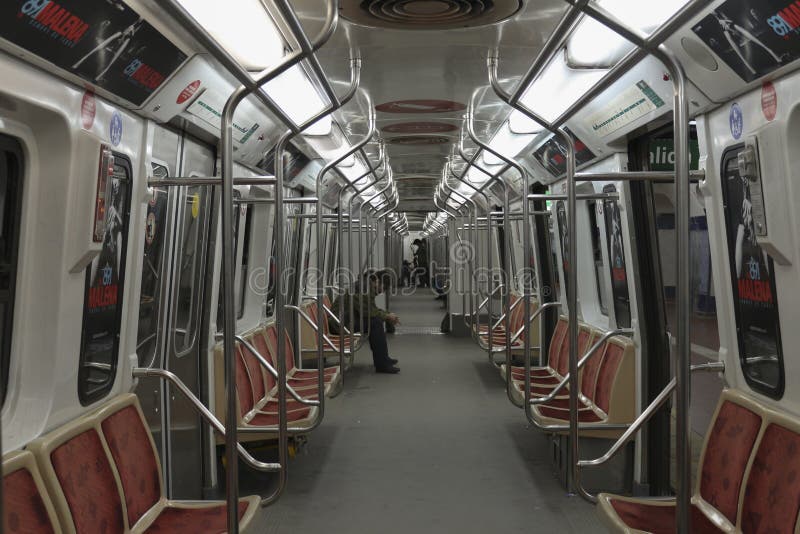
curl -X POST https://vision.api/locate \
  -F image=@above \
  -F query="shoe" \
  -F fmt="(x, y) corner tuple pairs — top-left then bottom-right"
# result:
(389, 358), (399, 365)
(376, 366), (400, 374)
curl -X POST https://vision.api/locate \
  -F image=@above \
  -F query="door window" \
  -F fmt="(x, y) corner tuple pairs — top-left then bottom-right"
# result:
(0, 137), (23, 406)
(602, 185), (631, 327)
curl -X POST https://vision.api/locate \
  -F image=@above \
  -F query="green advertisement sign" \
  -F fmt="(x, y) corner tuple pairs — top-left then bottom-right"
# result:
(649, 139), (700, 171)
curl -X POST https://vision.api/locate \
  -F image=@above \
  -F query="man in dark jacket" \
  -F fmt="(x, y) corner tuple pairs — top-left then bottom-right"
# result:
(331, 270), (400, 373)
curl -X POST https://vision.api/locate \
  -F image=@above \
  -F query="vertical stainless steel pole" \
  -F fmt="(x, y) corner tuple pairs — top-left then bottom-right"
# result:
(661, 46), (692, 533)
(221, 87), (248, 534)
(560, 130), (582, 499)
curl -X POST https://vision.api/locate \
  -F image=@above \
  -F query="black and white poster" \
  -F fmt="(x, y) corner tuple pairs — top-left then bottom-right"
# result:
(258, 142), (311, 182)
(533, 128), (596, 178)
(602, 185), (631, 328)
(0, 0), (187, 105)
(692, 0), (800, 82)
(721, 149), (782, 393)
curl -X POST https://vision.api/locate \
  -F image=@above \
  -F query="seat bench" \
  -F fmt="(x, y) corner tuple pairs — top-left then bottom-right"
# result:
(298, 296), (361, 360)
(213, 321), (338, 443)
(505, 318), (599, 406)
(598, 388), (800, 533)
(520, 325), (635, 438)
(12, 394), (262, 533)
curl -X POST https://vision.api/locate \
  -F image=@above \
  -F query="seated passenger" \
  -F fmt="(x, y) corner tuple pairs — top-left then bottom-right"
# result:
(331, 270), (401, 374)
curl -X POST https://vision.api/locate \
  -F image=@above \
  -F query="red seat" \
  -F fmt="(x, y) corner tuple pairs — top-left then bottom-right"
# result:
(597, 390), (793, 533)
(143, 502), (249, 533)
(606, 498), (724, 534)
(2, 451), (60, 534)
(27, 395), (261, 532)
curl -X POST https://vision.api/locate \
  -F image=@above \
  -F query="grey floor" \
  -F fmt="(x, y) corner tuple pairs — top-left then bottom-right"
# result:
(255, 290), (601, 533)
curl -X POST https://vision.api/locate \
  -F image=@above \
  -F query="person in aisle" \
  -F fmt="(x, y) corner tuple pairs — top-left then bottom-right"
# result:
(330, 270), (401, 374)
(412, 239), (429, 287)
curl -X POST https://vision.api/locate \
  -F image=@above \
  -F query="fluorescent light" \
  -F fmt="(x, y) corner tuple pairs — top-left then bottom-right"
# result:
(304, 115), (332, 136)
(262, 64), (330, 132)
(339, 159), (368, 182)
(482, 120), (538, 166)
(177, 0), (283, 70)
(567, 0), (691, 67)
(519, 51), (606, 123)
(509, 110), (543, 134)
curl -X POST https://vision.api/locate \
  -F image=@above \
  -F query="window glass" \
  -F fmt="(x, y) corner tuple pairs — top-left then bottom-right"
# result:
(79, 152), (131, 405)
(237, 203), (253, 319)
(173, 185), (210, 355)
(0, 137), (23, 405)
(555, 200), (570, 299)
(602, 185), (631, 327)
(136, 163), (169, 367)
(721, 147), (783, 397)
(588, 200), (609, 315)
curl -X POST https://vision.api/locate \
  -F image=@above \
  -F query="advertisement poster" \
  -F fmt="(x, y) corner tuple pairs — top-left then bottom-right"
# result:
(721, 150), (782, 391)
(602, 185), (631, 328)
(0, 0), (187, 105)
(692, 0), (800, 82)
(258, 142), (310, 182)
(533, 128), (596, 178)
(556, 201), (570, 300)
(80, 156), (130, 399)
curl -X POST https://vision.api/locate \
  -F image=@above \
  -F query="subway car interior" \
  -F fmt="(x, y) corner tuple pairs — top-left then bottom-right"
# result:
(2, 0), (800, 532)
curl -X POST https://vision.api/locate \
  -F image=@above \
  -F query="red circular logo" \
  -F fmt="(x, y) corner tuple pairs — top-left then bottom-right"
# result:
(761, 82), (777, 122)
(375, 99), (465, 114)
(177, 80), (201, 105)
(81, 91), (96, 130)
(383, 122), (458, 134)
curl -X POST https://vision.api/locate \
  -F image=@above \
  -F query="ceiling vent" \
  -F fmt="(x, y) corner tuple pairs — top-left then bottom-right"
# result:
(341, 0), (521, 30)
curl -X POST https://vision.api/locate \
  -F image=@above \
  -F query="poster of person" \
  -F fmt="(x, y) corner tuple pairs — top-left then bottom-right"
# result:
(81, 157), (130, 393)
(0, 0), (186, 105)
(556, 201), (570, 300)
(721, 150), (782, 391)
(692, 0), (800, 83)
(602, 185), (631, 328)
(258, 142), (311, 182)
(533, 128), (596, 178)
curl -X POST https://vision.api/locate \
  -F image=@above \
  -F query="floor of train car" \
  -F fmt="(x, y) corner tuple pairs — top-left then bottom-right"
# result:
(228, 289), (600, 533)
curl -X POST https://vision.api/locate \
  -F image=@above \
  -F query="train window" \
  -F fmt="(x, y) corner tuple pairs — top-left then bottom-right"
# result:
(0, 136), (23, 405)
(136, 163), (169, 367)
(237, 203), (253, 319)
(587, 200), (609, 315)
(266, 237), (276, 317)
(602, 185), (631, 328)
(78, 152), (131, 405)
(173, 184), (210, 356)
(720, 147), (784, 398)
(555, 201), (570, 300)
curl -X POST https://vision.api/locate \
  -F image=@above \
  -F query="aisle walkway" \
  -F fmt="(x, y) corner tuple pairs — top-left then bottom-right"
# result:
(261, 290), (600, 533)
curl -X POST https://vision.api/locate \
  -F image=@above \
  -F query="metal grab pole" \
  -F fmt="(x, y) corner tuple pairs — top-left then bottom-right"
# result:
(660, 46), (692, 533)
(465, 104), (528, 407)
(450, 155), (500, 362)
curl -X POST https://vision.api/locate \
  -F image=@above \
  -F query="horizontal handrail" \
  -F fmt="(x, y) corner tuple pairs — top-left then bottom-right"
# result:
(574, 170), (705, 182)
(148, 177), (275, 187)
(577, 361), (725, 468)
(131, 367), (280, 474)
(530, 328), (635, 405)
